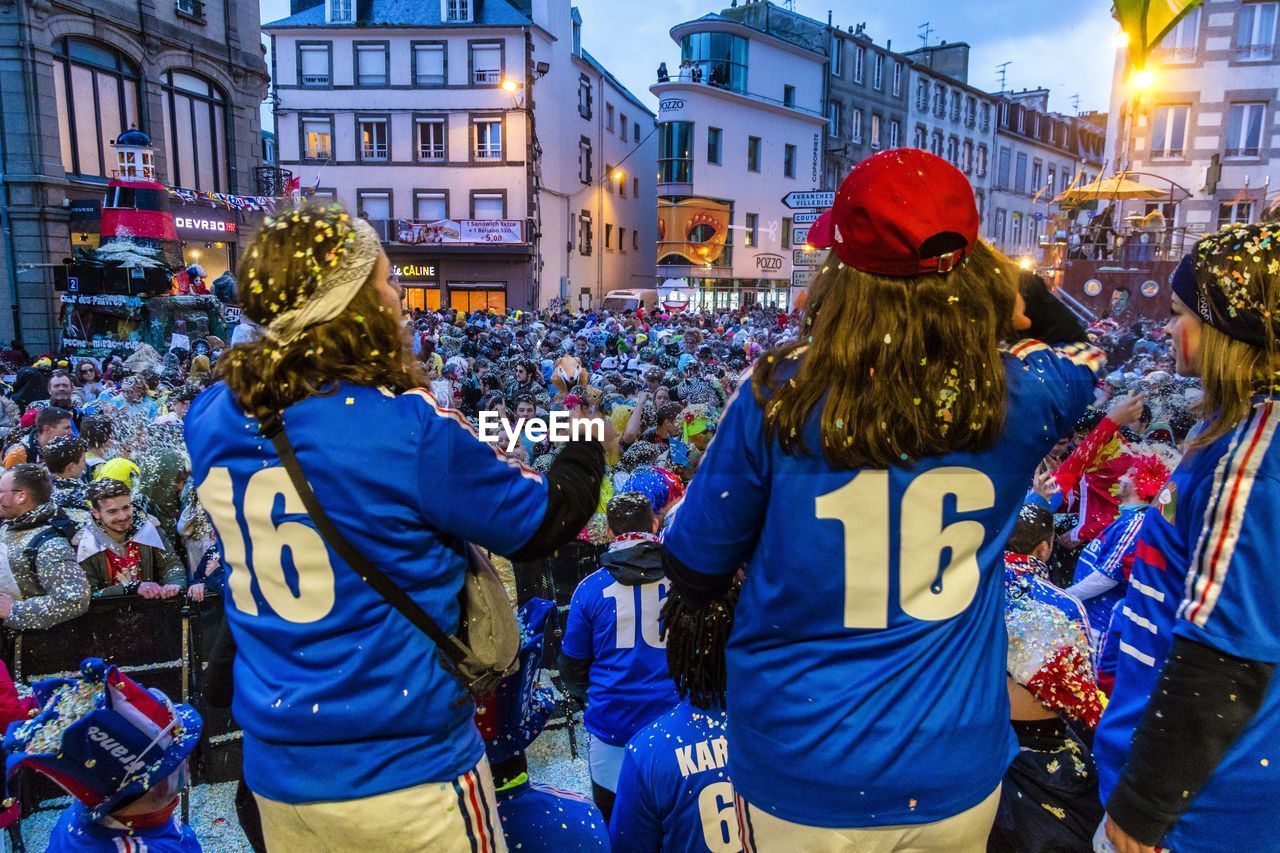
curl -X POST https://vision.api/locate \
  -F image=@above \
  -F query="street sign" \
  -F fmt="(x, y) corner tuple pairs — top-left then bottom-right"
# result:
(793, 248), (824, 267)
(793, 227), (810, 246)
(792, 269), (814, 288)
(792, 212), (823, 225)
(782, 191), (835, 210)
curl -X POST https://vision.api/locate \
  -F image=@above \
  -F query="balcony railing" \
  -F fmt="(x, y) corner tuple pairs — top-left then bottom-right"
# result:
(301, 74), (330, 86)
(418, 144), (446, 162)
(1155, 46), (1197, 63)
(361, 144), (388, 160)
(473, 69), (502, 84)
(474, 146), (503, 161)
(304, 148), (332, 161)
(1149, 147), (1184, 159)
(1235, 43), (1273, 61)
(1225, 146), (1260, 158)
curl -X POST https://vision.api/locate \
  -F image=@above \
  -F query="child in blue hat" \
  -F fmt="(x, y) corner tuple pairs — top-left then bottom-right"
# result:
(5, 658), (203, 851)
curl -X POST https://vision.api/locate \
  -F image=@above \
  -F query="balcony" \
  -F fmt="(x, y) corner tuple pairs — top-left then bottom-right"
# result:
(418, 144), (445, 162)
(301, 74), (330, 86)
(473, 69), (502, 85)
(474, 146), (503, 162)
(1235, 43), (1273, 61)
(652, 68), (825, 118)
(360, 144), (388, 161)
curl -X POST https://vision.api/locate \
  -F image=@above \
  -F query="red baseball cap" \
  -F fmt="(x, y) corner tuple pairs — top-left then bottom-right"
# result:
(806, 149), (980, 277)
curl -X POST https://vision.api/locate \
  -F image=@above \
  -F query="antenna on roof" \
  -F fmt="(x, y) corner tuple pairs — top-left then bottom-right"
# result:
(781, 0), (795, 9)
(917, 21), (933, 48)
(996, 61), (1012, 93)
(1070, 93), (1081, 115)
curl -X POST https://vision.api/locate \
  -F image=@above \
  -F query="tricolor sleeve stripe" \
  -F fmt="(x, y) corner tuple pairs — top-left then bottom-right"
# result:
(1181, 402), (1279, 627)
(404, 388), (543, 483)
(1098, 513), (1145, 578)
(1007, 338), (1106, 371)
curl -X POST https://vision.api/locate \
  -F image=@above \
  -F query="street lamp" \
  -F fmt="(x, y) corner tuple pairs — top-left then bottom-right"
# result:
(1130, 68), (1156, 92)
(501, 78), (520, 94)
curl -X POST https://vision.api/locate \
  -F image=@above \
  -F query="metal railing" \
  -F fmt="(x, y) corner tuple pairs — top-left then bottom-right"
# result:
(175, 0), (203, 17)
(417, 143), (446, 161)
(1235, 43), (1274, 61)
(474, 146), (503, 161)
(301, 74), (330, 86)
(473, 69), (502, 84)
(361, 144), (388, 160)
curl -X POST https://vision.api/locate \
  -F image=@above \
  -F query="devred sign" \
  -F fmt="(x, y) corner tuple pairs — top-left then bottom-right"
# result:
(174, 216), (237, 234)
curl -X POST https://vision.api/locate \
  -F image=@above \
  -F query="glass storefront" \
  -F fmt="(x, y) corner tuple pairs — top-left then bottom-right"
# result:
(449, 285), (506, 314)
(658, 122), (694, 184)
(403, 286), (441, 312)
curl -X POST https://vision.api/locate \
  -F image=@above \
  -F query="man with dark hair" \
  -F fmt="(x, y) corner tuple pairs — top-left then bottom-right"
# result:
(44, 435), (90, 526)
(79, 415), (113, 478)
(641, 403), (683, 447)
(3, 406), (73, 468)
(991, 504), (1103, 852)
(78, 478), (185, 600)
(560, 491), (679, 820)
(0, 463), (88, 630)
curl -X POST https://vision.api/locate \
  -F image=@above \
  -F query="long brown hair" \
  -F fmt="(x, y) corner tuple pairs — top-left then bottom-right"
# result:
(220, 205), (425, 421)
(754, 240), (1016, 469)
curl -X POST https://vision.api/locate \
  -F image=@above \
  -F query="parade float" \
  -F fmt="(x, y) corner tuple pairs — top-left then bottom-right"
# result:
(53, 128), (236, 358)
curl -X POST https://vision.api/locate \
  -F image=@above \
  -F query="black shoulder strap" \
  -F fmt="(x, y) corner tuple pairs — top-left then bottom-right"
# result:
(258, 414), (472, 668)
(25, 526), (71, 564)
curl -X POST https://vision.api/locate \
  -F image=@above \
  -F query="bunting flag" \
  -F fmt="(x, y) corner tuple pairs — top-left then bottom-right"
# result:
(1114, 0), (1205, 67)
(166, 186), (282, 212)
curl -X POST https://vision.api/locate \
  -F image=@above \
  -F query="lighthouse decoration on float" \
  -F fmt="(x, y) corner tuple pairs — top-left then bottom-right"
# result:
(95, 126), (184, 273)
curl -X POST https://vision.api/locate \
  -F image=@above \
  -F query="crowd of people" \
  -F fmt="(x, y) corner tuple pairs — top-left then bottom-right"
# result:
(0, 148), (1274, 853)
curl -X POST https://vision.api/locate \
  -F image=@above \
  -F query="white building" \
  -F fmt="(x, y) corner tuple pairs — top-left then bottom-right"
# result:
(651, 2), (829, 310)
(1105, 0), (1280, 249)
(264, 0), (656, 312)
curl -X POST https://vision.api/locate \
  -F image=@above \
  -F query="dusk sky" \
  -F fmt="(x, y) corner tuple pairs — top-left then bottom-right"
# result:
(259, 0), (1120, 124)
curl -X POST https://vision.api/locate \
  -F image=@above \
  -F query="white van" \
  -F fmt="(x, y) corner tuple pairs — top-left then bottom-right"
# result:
(601, 288), (659, 313)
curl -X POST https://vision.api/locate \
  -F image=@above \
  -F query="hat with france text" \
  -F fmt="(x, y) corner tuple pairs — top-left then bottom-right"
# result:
(807, 149), (980, 277)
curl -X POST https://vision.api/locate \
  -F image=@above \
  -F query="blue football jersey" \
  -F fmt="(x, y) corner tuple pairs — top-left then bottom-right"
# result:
(1095, 401), (1280, 850)
(185, 382), (548, 803)
(1071, 504), (1146, 634)
(495, 776), (609, 852)
(560, 569), (680, 745)
(47, 802), (201, 852)
(663, 340), (1102, 828)
(610, 701), (740, 853)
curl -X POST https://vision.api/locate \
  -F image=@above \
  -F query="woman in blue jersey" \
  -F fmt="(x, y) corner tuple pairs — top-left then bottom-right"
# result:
(185, 205), (604, 852)
(1095, 223), (1280, 853)
(661, 150), (1103, 851)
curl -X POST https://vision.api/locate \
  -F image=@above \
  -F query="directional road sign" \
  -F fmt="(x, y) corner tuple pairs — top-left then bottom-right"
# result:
(781, 191), (835, 210)
(792, 269), (814, 288)
(793, 248), (824, 267)
(792, 212), (823, 225)
(793, 227), (810, 246)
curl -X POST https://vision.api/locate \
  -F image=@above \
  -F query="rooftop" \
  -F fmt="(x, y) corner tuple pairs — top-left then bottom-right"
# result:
(265, 0), (533, 29)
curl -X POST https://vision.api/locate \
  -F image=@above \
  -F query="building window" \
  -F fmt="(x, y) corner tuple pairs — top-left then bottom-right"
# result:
(579, 210), (593, 255)
(851, 109), (863, 143)
(680, 31), (749, 92)
(634, 123), (641, 142)
(633, 177), (640, 196)
(473, 118), (503, 161)
(659, 121), (693, 183)
(578, 137), (593, 184)
(976, 144), (988, 178)
(619, 226), (627, 252)
(747, 136), (761, 172)
(996, 146), (1011, 188)
(604, 162), (614, 193)
(1150, 105), (1188, 157)
(412, 42), (447, 87)
(619, 170), (627, 198)
(981, 103), (992, 131)
(1217, 201), (1253, 228)
(606, 103), (615, 131)
(832, 39), (844, 77)
(471, 192), (506, 219)
(1014, 152), (1028, 193)
(633, 230), (640, 251)
(444, 0), (472, 23)
(1236, 2), (1277, 61)
(53, 39), (142, 178)
(297, 42), (331, 86)
(1153, 6), (1200, 63)
(620, 114), (628, 140)
(301, 115), (333, 161)
(892, 61), (902, 95)
(707, 126), (722, 164)
(950, 91), (961, 121)
(1011, 214), (1023, 247)
(870, 114), (881, 149)
(415, 116), (446, 162)
(161, 70), (228, 192)
(745, 213), (758, 247)
(578, 74), (593, 119)
(853, 45), (865, 83)
(784, 143), (797, 178)
(1047, 166), (1056, 192)
(964, 96), (976, 128)
(888, 119), (900, 148)
(827, 100), (843, 136)
(916, 79), (929, 111)
(913, 124), (927, 149)
(961, 140), (973, 173)
(930, 130), (943, 156)
(414, 191), (448, 221)
(945, 135), (958, 164)
(354, 43), (389, 87)
(782, 217), (792, 249)
(1031, 160), (1043, 194)
(358, 116), (388, 161)
(328, 0), (352, 22)
(784, 85), (796, 107)
(357, 190), (391, 221)
(605, 224), (613, 250)
(933, 84), (946, 117)
(470, 42), (503, 85)
(873, 54), (884, 90)
(1226, 102), (1264, 157)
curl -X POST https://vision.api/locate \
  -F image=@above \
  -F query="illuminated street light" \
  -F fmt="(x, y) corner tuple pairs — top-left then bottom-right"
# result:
(501, 78), (520, 93)
(1114, 30), (1130, 47)
(611, 168), (625, 181)
(1130, 68), (1155, 91)
(1017, 256), (1035, 271)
